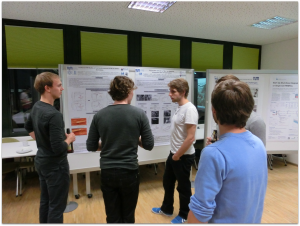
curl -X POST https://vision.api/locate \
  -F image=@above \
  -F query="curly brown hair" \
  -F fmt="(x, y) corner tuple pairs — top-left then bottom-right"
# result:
(108, 76), (137, 101)
(34, 72), (60, 94)
(211, 79), (254, 128)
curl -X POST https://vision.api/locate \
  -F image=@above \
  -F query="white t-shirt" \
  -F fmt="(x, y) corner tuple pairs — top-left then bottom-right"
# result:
(170, 102), (198, 155)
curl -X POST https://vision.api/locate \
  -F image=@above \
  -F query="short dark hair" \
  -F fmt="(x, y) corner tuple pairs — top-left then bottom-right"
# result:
(34, 72), (59, 94)
(211, 79), (254, 128)
(168, 78), (189, 98)
(108, 76), (137, 101)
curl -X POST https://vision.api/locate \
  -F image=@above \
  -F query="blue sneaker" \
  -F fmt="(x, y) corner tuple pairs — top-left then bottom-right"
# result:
(151, 207), (173, 217)
(171, 215), (187, 224)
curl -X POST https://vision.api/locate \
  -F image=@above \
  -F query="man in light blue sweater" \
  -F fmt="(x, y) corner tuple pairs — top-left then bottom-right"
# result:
(188, 79), (268, 223)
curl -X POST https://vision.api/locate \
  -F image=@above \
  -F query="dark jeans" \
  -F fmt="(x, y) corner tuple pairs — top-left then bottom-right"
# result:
(101, 168), (140, 223)
(161, 152), (195, 220)
(35, 161), (70, 223)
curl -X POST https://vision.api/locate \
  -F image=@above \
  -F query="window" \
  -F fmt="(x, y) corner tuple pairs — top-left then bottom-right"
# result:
(9, 69), (60, 134)
(81, 31), (128, 66)
(192, 42), (223, 71)
(142, 37), (180, 68)
(193, 72), (206, 125)
(4, 25), (64, 136)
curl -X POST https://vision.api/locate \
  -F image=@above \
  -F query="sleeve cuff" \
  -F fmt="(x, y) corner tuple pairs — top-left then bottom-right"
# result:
(189, 195), (214, 223)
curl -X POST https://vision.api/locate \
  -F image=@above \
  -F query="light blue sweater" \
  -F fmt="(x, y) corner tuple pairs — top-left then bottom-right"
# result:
(189, 131), (268, 223)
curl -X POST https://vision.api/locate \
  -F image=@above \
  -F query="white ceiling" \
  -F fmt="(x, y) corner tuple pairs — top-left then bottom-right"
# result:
(2, 1), (298, 45)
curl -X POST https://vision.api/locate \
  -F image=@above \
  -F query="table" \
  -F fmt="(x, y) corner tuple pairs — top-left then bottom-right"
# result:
(1, 141), (81, 211)
(2, 141), (37, 159)
(1, 141), (99, 198)
(2, 141), (298, 197)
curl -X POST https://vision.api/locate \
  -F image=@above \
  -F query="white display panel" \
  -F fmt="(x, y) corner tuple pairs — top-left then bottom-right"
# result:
(59, 64), (194, 167)
(204, 70), (298, 152)
(134, 68), (187, 146)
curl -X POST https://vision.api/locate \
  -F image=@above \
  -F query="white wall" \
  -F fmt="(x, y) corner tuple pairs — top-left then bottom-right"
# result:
(261, 38), (298, 165)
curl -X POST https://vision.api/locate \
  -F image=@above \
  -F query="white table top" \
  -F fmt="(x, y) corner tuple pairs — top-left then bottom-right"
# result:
(2, 141), (38, 159)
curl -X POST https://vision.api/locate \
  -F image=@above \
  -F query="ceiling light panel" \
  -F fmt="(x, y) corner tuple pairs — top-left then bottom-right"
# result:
(128, 1), (176, 13)
(251, 16), (298, 29)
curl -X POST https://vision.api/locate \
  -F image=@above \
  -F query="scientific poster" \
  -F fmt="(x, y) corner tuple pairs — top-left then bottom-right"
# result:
(134, 68), (186, 146)
(64, 65), (129, 153)
(209, 75), (265, 138)
(267, 76), (298, 141)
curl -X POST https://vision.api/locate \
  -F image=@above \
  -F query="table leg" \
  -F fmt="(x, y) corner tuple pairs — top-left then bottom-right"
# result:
(72, 173), (80, 199)
(86, 172), (92, 198)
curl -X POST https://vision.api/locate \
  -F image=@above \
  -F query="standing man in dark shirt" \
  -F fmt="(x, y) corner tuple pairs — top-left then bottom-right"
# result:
(25, 72), (76, 223)
(86, 76), (154, 223)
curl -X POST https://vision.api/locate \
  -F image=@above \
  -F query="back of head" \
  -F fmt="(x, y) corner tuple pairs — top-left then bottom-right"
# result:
(216, 74), (240, 84)
(211, 79), (254, 128)
(108, 76), (136, 101)
(34, 72), (59, 95)
(168, 78), (189, 98)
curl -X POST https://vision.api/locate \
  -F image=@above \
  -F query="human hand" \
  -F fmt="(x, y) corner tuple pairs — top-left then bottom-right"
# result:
(66, 133), (76, 144)
(206, 137), (212, 146)
(138, 136), (143, 148)
(172, 154), (180, 161)
(97, 141), (102, 151)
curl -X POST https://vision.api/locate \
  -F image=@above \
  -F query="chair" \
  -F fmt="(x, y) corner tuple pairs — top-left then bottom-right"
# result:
(146, 164), (158, 175)
(18, 137), (36, 195)
(2, 137), (35, 196)
(267, 154), (273, 170)
(25, 138), (35, 172)
(2, 137), (20, 196)
(2, 162), (20, 197)
(18, 160), (35, 196)
(272, 154), (287, 166)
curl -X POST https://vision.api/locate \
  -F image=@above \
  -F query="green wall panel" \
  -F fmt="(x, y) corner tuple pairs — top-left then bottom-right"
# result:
(5, 26), (64, 68)
(81, 32), (127, 66)
(142, 37), (180, 68)
(232, 46), (259, 69)
(192, 42), (223, 71)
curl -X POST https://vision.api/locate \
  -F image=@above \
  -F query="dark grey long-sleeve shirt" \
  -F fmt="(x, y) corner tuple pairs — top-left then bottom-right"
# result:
(25, 101), (68, 166)
(86, 104), (154, 170)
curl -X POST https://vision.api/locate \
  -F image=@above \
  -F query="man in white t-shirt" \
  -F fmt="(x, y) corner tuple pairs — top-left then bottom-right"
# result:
(152, 78), (198, 224)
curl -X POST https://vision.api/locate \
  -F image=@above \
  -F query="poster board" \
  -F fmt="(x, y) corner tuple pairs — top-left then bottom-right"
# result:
(204, 70), (298, 152)
(59, 64), (194, 166)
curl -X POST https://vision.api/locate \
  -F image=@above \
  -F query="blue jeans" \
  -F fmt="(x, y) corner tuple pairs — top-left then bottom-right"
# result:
(101, 168), (140, 223)
(35, 160), (70, 223)
(161, 152), (195, 220)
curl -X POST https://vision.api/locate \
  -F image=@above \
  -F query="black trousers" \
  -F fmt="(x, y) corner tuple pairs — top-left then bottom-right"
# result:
(161, 152), (195, 220)
(101, 168), (140, 223)
(35, 161), (70, 223)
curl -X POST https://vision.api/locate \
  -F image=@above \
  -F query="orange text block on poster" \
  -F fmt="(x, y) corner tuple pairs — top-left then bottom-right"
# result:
(71, 118), (87, 126)
(71, 128), (87, 136)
